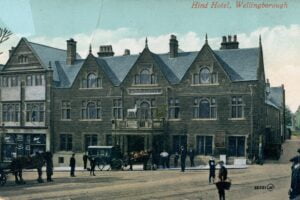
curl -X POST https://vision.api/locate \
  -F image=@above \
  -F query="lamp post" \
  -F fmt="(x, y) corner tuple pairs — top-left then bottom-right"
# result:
(0, 123), (7, 162)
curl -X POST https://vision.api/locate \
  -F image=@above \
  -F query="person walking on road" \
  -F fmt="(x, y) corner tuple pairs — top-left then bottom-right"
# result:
(70, 153), (76, 177)
(180, 146), (187, 172)
(208, 157), (216, 184)
(189, 148), (195, 167)
(90, 157), (96, 176)
(46, 152), (54, 182)
(83, 153), (88, 170)
(217, 161), (228, 200)
(160, 150), (169, 169)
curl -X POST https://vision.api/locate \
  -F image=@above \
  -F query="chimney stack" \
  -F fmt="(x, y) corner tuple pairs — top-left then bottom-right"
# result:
(97, 45), (114, 57)
(169, 35), (178, 58)
(123, 49), (130, 56)
(266, 79), (270, 96)
(9, 47), (15, 57)
(220, 35), (239, 50)
(66, 38), (77, 65)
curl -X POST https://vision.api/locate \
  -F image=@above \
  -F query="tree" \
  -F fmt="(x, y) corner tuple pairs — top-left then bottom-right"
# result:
(285, 106), (292, 126)
(0, 27), (13, 55)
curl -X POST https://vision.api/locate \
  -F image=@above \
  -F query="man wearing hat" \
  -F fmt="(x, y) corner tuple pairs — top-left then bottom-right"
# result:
(217, 161), (228, 200)
(208, 157), (216, 184)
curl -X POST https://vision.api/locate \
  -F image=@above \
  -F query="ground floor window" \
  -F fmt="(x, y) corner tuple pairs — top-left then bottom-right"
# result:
(196, 136), (213, 155)
(106, 135), (112, 146)
(2, 134), (46, 161)
(84, 134), (98, 151)
(60, 134), (72, 151)
(228, 136), (245, 157)
(172, 135), (187, 153)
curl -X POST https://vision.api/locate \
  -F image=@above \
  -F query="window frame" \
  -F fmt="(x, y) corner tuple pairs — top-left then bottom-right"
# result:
(2, 103), (20, 122)
(81, 100), (102, 120)
(112, 99), (123, 119)
(25, 102), (45, 122)
(61, 100), (71, 120)
(231, 96), (245, 119)
(168, 98), (180, 119)
(60, 134), (73, 151)
(193, 97), (217, 119)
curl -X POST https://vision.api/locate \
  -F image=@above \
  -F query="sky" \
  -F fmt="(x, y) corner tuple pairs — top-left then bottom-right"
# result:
(0, 0), (299, 112)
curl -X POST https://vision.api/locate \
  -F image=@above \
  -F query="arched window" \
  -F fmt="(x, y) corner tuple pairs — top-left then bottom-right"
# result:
(193, 97), (216, 119)
(199, 99), (210, 118)
(87, 73), (97, 88)
(87, 102), (97, 119)
(200, 68), (210, 84)
(140, 69), (151, 84)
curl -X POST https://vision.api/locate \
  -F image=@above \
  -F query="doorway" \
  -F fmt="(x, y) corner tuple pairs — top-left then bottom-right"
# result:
(127, 136), (145, 152)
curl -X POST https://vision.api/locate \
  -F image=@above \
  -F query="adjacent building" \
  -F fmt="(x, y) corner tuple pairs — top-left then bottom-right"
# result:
(0, 34), (286, 165)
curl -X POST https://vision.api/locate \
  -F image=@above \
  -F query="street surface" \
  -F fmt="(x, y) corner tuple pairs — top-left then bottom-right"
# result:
(0, 136), (299, 200)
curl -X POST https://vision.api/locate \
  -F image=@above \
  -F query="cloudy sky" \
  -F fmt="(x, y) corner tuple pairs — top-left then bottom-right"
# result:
(0, 0), (299, 112)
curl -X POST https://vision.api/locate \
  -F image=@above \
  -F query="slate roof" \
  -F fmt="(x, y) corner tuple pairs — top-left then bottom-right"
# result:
(10, 38), (261, 88)
(268, 87), (284, 108)
(0, 64), (4, 71)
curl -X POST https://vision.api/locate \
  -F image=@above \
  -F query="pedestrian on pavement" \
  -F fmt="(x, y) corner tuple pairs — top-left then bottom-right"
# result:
(290, 149), (300, 167)
(70, 153), (76, 177)
(90, 157), (96, 176)
(46, 152), (54, 182)
(174, 152), (179, 168)
(216, 161), (228, 200)
(160, 150), (169, 169)
(180, 146), (187, 172)
(189, 148), (195, 167)
(208, 157), (216, 184)
(83, 153), (88, 170)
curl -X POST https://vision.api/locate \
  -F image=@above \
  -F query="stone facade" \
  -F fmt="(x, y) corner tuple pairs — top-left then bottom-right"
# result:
(0, 35), (285, 166)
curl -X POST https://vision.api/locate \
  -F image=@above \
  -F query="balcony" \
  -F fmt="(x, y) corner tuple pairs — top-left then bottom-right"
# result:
(112, 119), (165, 130)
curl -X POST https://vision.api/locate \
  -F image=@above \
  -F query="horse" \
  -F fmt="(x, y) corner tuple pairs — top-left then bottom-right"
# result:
(290, 163), (300, 199)
(127, 105), (137, 117)
(10, 152), (48, 184)
(127, 150), (151, 170)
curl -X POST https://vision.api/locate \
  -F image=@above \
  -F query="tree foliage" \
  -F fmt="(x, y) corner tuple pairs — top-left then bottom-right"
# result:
(0, 27), (13, 55)
(285, 106), (292, 126)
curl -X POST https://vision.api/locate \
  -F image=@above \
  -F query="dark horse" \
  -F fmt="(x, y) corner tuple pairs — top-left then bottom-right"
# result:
(10, 152), (48, 184)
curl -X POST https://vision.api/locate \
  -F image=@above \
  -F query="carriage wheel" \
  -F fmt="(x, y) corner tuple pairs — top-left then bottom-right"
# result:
(111, 159), (123, 170)
(97, 159), (107, 171)
(0, 172), (7, 186)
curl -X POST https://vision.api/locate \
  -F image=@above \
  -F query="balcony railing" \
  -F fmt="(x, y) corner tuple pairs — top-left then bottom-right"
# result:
(112, 119), (165, 130)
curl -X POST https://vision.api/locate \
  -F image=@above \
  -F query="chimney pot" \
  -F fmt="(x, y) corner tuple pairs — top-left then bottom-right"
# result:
(234, 35), (237, 42)
(228, 35), (232, 42)
(97, 45), (114, 57)
(220, 34), (239, 50)
(123, 49), (130, 56)
(222, 36), (226, 43)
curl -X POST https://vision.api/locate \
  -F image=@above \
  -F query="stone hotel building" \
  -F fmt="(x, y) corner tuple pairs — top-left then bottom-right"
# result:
(0, 34), (286, 165)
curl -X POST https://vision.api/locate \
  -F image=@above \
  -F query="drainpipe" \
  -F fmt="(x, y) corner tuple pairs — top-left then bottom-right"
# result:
(249, 84), (254, 162)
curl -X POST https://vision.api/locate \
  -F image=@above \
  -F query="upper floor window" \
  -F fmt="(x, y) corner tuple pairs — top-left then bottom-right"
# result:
(81, 100), (102, 120)
(231, 96), (244, 118)
(193, 67), (217, 85)
(112, 99), (123, 119)
(82, 73), (102, 88)
(134, 69), (157, 85)
(35, 74), (44, 86)
(193, 97), (216, 119)
(1, 76), (19, 87)
(2, 103), (20, 122)
(18, 55), (28, 64)
(26, 74), (45, 86)
(61, 101), (71, 120)
(168, 98), (180, 119)
(26, 102), (45, 122)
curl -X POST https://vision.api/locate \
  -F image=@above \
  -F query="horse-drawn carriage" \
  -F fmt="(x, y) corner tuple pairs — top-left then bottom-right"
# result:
(87, 146), (151, 170)
(0, 152), (52, 186)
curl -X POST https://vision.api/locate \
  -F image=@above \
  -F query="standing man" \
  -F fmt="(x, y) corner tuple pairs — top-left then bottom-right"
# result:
(217, 161), (228, 200)
(208, 157), (216, 184)
(160, 150), (169, 169)
(189, 148), (195, 167)
(180, 146), (187, 172)
(83, 153), (88, 170)
(174, 152), (179, 168)
(90, 157), (96, 176)
(70, 153), (76, 177)
(46, 152), (54, 182)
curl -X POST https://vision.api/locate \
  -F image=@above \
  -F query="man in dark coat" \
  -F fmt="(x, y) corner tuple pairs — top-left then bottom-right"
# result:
(174, 152), (179, 168)
(189, 148), (195, 167)
(289, 149), (300, 199)
(217, 161), (228, 200)
(83, 153), (88, 170)
(208, 157), (216, 184)
(70, 153), (76, 177)
(180, 146), (187, 172)
(90, 157), (96, 176)
(46, 152), (54, 182)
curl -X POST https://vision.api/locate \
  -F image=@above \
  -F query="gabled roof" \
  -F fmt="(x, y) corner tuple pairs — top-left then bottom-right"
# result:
(3, 38), (262, 88)
(268, 87), (284, 108)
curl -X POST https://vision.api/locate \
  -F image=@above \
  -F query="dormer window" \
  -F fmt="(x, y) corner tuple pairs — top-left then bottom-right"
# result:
(193, 67), (217, 85)
(81, 73), (102, 88)
(18, 55), (28, 64)
(134, 69), (157, 85)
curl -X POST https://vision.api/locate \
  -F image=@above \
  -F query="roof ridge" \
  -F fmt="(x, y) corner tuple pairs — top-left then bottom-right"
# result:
(29, 41), (67, 52)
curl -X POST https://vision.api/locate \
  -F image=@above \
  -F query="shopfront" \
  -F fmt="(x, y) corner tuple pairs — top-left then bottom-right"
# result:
(2, 133), (46, 161)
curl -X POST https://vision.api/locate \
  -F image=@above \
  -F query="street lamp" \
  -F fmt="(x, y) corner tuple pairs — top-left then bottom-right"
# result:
(0, 123), (7, 162)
